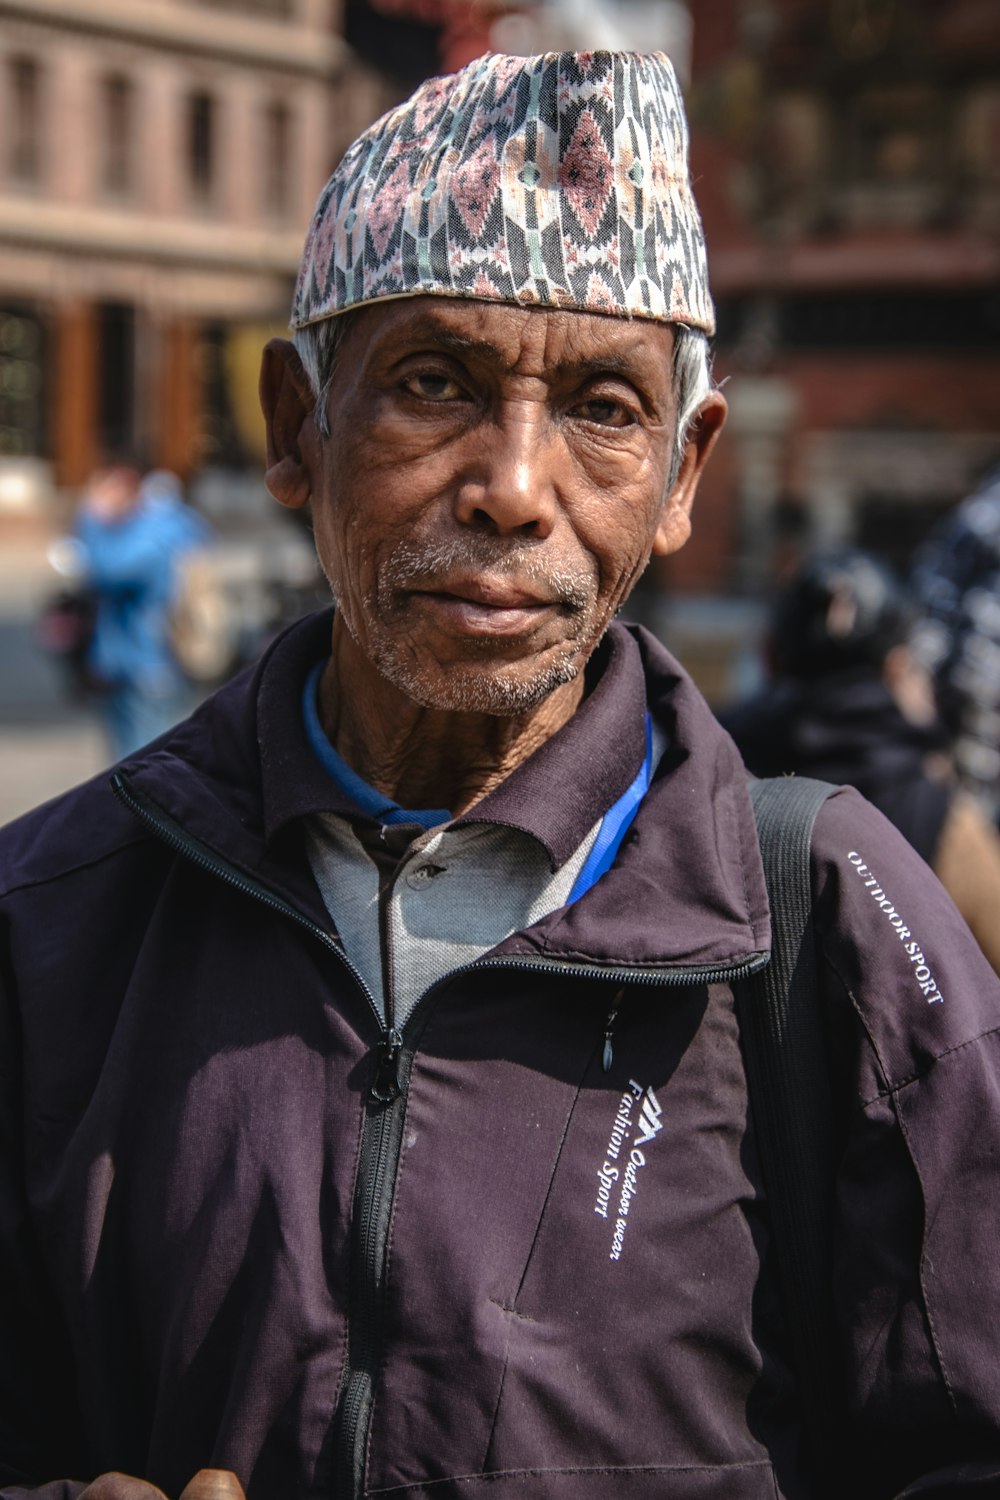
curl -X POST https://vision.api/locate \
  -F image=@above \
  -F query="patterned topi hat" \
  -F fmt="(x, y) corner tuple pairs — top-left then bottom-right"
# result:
(291, 50), (715, 335)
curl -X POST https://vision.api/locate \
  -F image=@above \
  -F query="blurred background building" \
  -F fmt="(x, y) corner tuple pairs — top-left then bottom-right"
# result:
(0, 0), (350, 496)
(1, 0), (999, 815)
(658, 0), (1000, 694)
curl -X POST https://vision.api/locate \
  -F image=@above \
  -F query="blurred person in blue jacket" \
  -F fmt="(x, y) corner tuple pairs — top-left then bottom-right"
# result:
(72, 460), (212, 758)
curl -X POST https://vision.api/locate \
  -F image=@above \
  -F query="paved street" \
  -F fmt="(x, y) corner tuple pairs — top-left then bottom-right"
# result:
(0, 527), (108, 827)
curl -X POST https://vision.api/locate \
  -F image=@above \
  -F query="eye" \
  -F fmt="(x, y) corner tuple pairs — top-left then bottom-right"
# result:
(401, 370), (464, 402)
(574, 395), (637, 428)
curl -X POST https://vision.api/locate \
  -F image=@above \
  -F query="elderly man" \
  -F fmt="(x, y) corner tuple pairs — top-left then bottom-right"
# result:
(1, 49), (999, 1500)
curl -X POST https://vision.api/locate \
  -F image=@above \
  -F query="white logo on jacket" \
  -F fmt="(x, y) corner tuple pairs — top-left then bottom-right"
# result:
(593, 1079), (661, 1263)
(634, 1086), (663, 1147)
(847, 851), (944, 1005)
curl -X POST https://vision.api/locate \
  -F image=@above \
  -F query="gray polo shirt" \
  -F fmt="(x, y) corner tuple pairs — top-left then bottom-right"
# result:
(302, 637), (660, 1029)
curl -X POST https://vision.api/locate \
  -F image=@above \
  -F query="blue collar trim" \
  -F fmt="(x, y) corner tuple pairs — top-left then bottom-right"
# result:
(302, 661), (451, 829)
(566, 711), (653, 905)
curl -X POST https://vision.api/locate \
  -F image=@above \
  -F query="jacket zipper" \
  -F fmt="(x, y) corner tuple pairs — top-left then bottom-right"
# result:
(333, 1061), (409, 1498)
(111, 770), (770, 1498)
(331, 838), (409, 1497)
(112, 771), (413, 1497)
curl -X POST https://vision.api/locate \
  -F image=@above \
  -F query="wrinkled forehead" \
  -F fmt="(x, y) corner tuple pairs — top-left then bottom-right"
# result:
(337, 294), (678, 385)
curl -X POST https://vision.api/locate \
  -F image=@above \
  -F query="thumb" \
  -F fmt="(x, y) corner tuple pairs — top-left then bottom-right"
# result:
(178, 1473), (246, 1500)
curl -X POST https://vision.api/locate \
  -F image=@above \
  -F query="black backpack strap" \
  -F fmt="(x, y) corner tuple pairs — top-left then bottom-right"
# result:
(737, 775), (839, 1491)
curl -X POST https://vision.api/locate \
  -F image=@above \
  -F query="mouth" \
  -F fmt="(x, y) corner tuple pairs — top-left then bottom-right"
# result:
(406, 575), (562, 637)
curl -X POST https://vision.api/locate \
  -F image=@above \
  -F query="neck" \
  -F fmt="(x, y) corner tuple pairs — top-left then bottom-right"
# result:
(317, 618), (584, 817)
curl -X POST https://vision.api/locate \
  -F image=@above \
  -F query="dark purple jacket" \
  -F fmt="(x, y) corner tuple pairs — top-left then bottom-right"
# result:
(1, 614), (999, 1500)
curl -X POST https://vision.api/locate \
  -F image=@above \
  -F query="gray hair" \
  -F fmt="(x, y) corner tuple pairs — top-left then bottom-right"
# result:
(293, 313), (713, 491)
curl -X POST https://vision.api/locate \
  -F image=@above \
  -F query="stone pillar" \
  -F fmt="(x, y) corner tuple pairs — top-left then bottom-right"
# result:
(143, 59), (184, 217)
(53, 302), (98, 489)
(159, 319), (203, 478)
(48, 45), (93, 205)
(297, 76), (333, 218)
(224, 70), (258, 228)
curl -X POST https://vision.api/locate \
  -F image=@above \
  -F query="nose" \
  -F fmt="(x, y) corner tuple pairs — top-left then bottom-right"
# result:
(452, 405), (558, 538)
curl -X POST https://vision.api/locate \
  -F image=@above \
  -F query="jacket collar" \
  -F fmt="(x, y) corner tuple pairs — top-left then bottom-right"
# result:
(120, 610), (770, 974)
(456, 627), (648, 868)
(496, 626), (771, 971)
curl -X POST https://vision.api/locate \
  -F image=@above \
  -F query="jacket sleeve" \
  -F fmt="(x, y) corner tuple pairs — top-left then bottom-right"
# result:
(811, 787), (1000, 1497)
(0, 950), (88, 1496)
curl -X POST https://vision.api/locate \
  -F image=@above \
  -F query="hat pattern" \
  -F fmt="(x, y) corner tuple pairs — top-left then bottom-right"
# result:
(292, 50), (714, 334)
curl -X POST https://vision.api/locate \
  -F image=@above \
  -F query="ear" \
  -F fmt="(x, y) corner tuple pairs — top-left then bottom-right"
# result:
(651, 391), (727, 557)
(259, 338), (318, 511)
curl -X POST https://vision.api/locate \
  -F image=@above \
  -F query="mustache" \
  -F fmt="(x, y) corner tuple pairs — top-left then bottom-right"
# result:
(378, 536), (597, 611)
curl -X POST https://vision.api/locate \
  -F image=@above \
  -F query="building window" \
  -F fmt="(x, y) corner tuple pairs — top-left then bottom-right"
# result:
(263, 100), (291, 216)
(101, 74), (134, 196)
(8, 55), (42, 185)
(187, 89), (216, 204)
(835, 85), (947, 230)
(97, 302), (135, 457)
(198, 325), (247, 468)
(0, 307), (46, 457)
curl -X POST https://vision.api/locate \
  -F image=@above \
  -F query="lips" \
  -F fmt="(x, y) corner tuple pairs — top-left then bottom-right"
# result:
(407, 575), (558, 637)
(422, 575), (554, 609)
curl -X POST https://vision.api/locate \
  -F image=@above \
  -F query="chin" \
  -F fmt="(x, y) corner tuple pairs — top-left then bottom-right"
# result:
(378, 649), (584, 717)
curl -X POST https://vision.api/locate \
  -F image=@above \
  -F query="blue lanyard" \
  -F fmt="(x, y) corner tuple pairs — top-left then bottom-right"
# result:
(567, 712), (654, 906)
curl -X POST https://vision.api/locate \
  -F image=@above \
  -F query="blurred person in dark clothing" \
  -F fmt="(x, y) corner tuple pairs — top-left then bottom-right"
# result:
(910, 465), (1000, 819)
(724, 547), (1000, 971)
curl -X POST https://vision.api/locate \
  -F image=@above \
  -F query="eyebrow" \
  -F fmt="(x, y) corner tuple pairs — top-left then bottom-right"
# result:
(389, 319), (642, 380)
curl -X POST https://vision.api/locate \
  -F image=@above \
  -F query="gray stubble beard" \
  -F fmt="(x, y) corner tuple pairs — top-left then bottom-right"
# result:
(331, 535), (600, 717)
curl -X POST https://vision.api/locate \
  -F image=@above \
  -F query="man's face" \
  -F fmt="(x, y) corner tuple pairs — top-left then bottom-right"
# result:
(305, 297), (691, 715)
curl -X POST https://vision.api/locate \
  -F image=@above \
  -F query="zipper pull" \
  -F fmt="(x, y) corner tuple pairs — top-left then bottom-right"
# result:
(602, 988), (625, 1073)
(370, 1026), (403, 1103)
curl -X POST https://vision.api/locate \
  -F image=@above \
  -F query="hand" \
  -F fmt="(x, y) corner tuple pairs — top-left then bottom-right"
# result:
(79, 1469), (246, 1500)
(177, 1477), (245, 1500)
